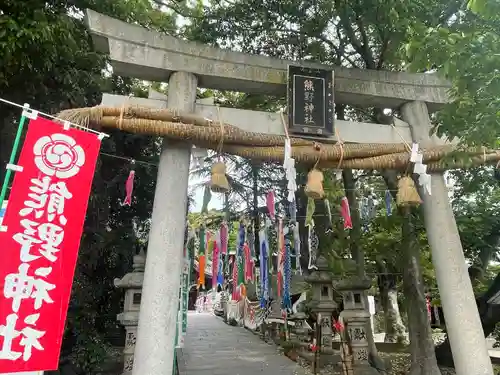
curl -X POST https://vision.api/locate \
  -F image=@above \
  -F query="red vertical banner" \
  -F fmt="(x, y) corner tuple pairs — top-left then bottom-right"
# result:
(0, 116), (102, 372)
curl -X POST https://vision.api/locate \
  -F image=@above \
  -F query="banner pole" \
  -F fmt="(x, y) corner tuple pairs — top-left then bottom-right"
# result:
(0, 108), (30, 210)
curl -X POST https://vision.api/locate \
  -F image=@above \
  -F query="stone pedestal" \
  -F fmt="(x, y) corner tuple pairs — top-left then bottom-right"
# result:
(335, 277), (378, 375)
(114, 251), (145, 374)
(304, 256), (337, 351)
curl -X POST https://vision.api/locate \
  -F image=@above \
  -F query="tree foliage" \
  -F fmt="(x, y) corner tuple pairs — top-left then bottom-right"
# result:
(404, 0), (500, 146)
(3, 0), (500, 372)
(0, 1), (176, 373)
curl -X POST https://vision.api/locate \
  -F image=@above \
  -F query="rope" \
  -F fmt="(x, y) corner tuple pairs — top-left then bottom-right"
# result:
(0, 97), (108, 137)
(56, 105), (500, 172)
(335, 127), (344, 170)
(391, 119), (413, 175)
(279, 109), (290, 140)
(118, 94), (132, 129)
(216, 105), (224, 157)
(313, 143), (323, 170)
(390, 119), (412, 152)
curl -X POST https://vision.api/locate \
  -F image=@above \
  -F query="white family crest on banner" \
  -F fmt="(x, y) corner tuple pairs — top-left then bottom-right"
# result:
(33, 133), (85, 179)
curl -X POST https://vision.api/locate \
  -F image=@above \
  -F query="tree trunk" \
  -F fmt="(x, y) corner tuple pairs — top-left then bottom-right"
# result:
(376, 261), (407, 344)
(401, 206), (442, 375)
(382, 170), (441, 375)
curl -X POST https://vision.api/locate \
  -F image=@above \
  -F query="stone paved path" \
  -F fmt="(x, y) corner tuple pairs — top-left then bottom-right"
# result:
(180, 312), (306, 375)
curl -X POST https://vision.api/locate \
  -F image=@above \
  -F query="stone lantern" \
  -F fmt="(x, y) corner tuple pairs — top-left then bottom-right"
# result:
(114, 250), (145, 374)
(335, 276), (378, 375)
(289, 311), (310, 341)
(304, 255), (336, 350)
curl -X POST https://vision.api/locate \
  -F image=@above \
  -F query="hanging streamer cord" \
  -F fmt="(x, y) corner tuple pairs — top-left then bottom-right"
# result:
(56, 105), (500, 171)
(0, 97), (107, 136)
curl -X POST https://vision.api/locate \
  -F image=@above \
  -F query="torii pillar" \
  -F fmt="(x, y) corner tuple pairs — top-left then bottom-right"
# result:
(132, 72), (197, 375)
(83, 9), (488, 375)
(402, 101), (494, 375)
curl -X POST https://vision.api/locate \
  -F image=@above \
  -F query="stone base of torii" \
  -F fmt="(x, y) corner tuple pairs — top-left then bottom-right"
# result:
(87, 9), (494, 375)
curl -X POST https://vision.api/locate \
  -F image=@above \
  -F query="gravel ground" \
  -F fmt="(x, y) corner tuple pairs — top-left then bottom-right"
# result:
(293, 331), (499, 374)
(251, 324), (497, 375)
(296, 352), (460, 375)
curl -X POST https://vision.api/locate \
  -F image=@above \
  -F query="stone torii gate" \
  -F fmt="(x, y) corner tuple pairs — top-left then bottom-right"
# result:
(84, 9), (493, 375)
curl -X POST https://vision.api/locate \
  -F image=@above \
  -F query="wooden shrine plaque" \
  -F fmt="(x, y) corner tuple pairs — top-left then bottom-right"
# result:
(287, 65), (335, 137)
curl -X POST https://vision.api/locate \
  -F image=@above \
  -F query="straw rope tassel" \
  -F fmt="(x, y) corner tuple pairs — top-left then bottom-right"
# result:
(305, 144), (325, 199)
(210, 162), (230, 193)
(396, 176), (422, 207)
(210, 106), (230, 193)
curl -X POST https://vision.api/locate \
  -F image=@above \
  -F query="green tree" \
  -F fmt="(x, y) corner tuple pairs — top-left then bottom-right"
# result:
(171, 0), (500, 372)
(404, 0), (500, 147)
(1, 1), (177, 373)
